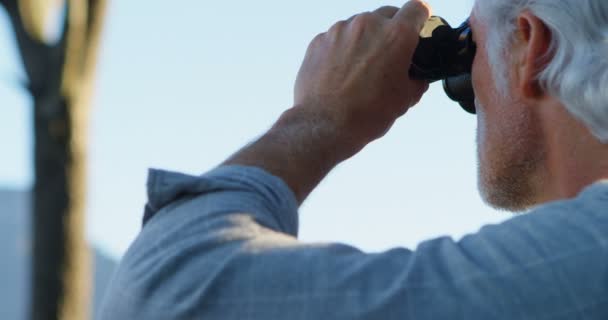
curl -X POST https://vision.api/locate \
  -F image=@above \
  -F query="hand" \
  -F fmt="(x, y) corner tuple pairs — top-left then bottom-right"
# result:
(225, 1), (432, 203)
(294, 0), (431, 157)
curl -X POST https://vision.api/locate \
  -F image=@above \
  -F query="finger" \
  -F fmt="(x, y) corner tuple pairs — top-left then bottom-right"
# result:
(346, 11), (370, 23)
(373, 6), (399, 18)
(393, 0), (432, 31)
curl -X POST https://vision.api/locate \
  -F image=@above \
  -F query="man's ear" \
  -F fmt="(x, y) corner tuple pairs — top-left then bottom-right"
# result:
(513, 11), (552, 99)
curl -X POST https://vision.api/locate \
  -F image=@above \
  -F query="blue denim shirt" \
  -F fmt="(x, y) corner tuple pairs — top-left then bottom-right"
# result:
(98, 165), (608, 319)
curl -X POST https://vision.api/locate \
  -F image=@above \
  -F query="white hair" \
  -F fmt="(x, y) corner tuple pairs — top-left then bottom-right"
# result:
(476, 0), (608, 143)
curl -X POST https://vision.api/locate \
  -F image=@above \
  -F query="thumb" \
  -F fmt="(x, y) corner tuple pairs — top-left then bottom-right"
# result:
(393, 0), (432, 31)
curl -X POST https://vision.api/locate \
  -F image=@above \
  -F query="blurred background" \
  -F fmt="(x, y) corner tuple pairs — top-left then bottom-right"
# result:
(0, 0), (511, 319)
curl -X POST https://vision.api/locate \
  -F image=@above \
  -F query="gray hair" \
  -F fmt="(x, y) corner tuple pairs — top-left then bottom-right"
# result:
(476, 0), (608, 143)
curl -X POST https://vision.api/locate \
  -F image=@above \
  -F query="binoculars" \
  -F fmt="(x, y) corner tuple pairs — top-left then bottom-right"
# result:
(409, 16), (477, 114)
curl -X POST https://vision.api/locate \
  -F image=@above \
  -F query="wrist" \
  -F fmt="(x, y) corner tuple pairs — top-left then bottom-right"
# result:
(223, 104), (366, 203)
(273, 105), (363, 162)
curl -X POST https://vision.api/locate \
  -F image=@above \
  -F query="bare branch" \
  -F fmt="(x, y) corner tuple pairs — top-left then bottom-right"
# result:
(81, 0), (106, 82)
(0, 0), (18, 12)
(60, 0), (106, 100)
(17, 0), (53, 42)
(61, 0), (88, 99)
(2, 0), (60, 97)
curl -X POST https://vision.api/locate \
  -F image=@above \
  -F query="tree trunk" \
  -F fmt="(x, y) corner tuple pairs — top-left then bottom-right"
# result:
(0, 0), (106, 319)
(32, 94), (91, 320)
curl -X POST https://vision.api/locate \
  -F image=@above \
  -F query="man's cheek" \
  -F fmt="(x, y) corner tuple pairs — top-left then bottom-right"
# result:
(475, 100), (486, 149)
(476, 98), (498, 165)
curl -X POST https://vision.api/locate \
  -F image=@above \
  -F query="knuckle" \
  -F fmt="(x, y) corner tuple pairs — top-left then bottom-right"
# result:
(377, 5), (395, 11)
(375, 6), (399, 17)
(312, 33), (323, 42)
(353, 12), (375, 24)
(330, 20), (347, 32)
(349, 12), (382, 33)
(310, 32), (326, 47)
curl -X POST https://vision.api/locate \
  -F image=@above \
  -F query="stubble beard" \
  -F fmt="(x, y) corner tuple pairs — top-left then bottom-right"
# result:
(476, 101), (547, 212)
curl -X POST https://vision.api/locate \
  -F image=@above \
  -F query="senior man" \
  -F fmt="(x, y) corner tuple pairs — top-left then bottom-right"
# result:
(99, 0), (608, 319)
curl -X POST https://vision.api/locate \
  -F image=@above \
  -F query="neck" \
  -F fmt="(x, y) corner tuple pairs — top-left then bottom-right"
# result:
(537, 100), (608, 201)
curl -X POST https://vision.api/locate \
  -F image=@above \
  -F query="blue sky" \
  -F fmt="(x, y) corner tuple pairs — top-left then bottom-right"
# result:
(0, 0), (511, 259)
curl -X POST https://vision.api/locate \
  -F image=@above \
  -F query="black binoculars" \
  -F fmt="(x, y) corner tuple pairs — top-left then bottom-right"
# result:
(409, 16), (477, 114)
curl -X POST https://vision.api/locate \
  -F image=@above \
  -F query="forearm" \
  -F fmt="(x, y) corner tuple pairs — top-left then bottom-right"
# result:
(223, 105), (359, 204)
(225, 1), (430, 203)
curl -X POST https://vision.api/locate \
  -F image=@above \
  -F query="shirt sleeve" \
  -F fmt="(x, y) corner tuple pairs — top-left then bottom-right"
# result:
(97, 166), (608, 320)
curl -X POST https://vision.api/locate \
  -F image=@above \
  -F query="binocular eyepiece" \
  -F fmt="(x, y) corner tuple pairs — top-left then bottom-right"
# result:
(409, 16), (477, 114)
